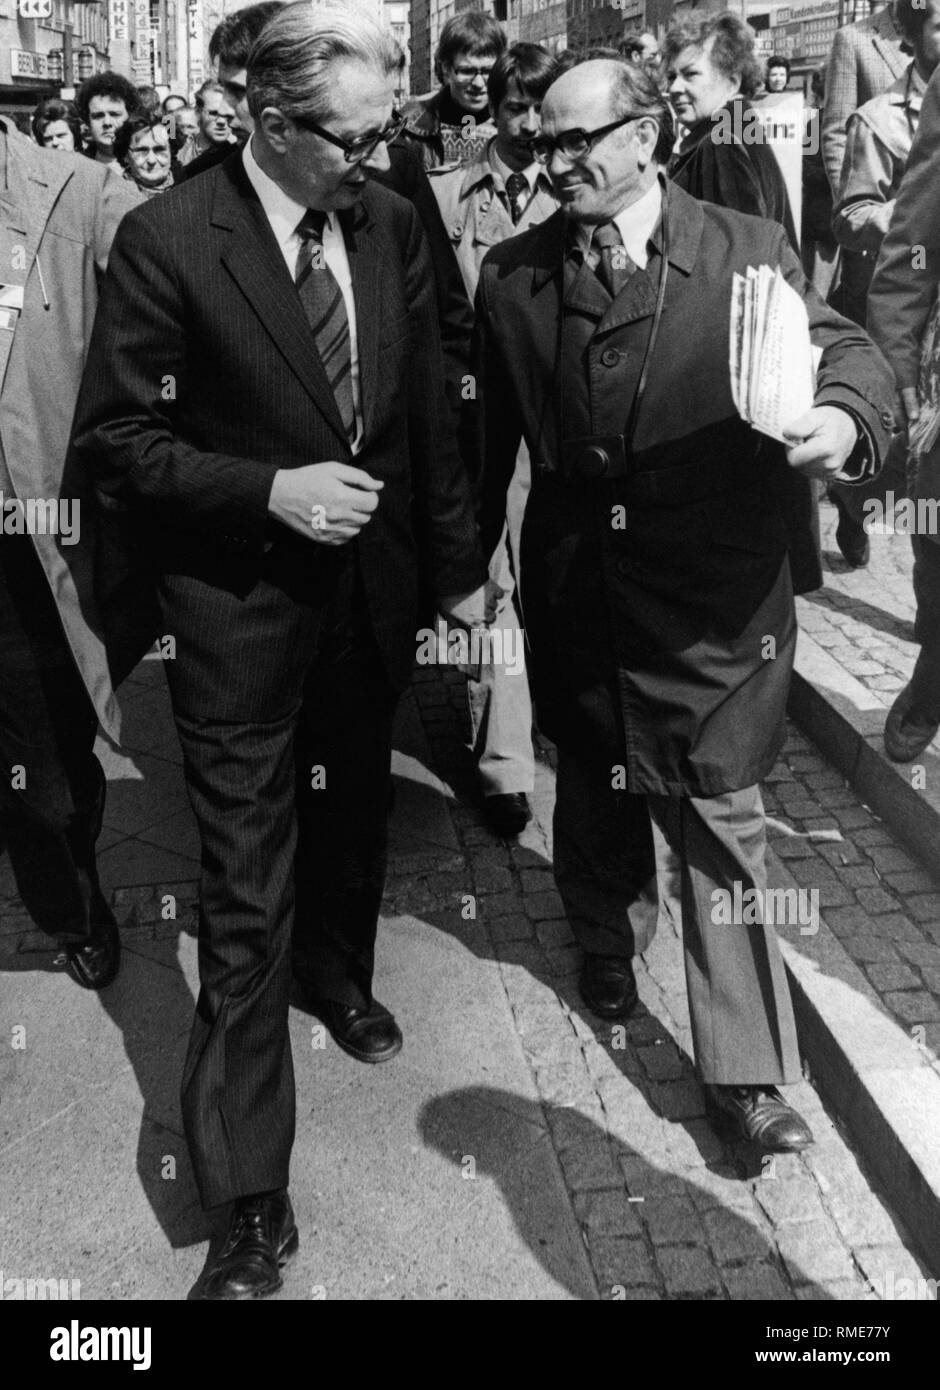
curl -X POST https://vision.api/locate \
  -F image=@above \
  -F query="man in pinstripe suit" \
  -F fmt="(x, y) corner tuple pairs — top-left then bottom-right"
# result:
(72, 2), (487, 1300)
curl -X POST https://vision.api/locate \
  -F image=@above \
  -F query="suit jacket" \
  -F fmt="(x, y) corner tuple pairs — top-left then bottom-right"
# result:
(473, 181), (894, 794)
(822, 5), (908, 194)
(71, 152), (485, 693)
(0, 118), (141, 742)
(179, 141), (474, 408)
(868, 63), (940, 391)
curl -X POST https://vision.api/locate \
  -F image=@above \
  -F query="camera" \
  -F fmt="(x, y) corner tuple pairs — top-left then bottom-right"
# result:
(560, 433), (630, 481)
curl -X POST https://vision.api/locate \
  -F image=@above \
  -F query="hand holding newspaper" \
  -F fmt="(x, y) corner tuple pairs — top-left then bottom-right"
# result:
(730, 265), (822, 443)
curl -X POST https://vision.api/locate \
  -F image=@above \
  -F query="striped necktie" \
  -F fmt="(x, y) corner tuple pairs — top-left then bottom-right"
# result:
(589, 221), (636, 298)
(294, 210), (356, 442)
(505, 172), (529, 226)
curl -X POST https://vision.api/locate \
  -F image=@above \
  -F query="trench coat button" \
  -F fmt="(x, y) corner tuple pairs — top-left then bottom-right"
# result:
(451, 222), (463, 238)
(880, 409), (894, 428)
(600, 348), (620, 367)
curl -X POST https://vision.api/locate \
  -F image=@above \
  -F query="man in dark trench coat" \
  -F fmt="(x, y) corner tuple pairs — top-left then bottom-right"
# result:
(472, 58), (896, 1149)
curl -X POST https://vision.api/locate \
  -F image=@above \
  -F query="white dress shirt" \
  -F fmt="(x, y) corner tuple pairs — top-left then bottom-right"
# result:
(575, 178), (663, 271)
(242, 136), (363, 451)
(489, 142), (541, 215)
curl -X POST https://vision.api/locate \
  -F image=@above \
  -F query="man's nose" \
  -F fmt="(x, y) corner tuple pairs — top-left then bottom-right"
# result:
(547, 146), (572, 177)
(520, 110), (541, 135)
(363, 140), (391, 174)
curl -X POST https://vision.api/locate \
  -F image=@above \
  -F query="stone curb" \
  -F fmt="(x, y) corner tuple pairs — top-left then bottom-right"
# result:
(778, 629), (940, 1270)
(788, 627), (940, 872)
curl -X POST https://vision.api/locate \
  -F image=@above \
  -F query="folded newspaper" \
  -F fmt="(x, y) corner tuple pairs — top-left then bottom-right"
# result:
(909, 295), (940, 460)
(730, 264), (820, 444)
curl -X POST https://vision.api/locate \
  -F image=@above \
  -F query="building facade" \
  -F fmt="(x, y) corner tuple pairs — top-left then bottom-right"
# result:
(0, 0), (109, 127)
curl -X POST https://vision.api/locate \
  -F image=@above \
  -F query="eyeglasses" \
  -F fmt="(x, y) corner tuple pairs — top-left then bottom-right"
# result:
(529, 113), (652, 164)
(451, 64), (494, 80)
(293, 111), (406, 163)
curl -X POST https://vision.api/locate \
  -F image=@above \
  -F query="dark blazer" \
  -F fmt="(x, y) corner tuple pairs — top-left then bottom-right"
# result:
(670, 98), (800, 252)
(71, 152), (485, 692)
(473, 182), (894, 794)
(822, 3), (908, 194)
(180, 142), (473, 409)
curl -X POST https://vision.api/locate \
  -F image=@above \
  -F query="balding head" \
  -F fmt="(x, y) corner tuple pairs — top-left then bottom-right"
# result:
(539, 58), (672, 225)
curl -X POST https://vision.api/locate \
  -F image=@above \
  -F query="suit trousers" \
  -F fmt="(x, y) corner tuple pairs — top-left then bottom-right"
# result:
(553, 745), (801, 1085)
(0, 535), (106, 944)
(468, 446), (534, 797)
(160, 546), (399, 1209)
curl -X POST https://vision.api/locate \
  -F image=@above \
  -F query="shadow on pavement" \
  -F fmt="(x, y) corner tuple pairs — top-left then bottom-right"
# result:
(419, 1086), (833, 1299)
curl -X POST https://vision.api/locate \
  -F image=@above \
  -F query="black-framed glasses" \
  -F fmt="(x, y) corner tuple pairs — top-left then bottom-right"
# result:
(529, 112), (652, 164)
(294, 110), (406, 163)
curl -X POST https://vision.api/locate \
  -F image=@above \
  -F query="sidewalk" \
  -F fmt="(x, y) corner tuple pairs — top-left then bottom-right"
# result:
(0, 651), (932, 1300)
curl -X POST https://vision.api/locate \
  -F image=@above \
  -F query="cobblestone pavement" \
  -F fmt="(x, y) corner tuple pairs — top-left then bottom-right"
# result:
(410, 666), (933, 1300)
(799, 497), (924, 707)
(789, 501), (940, 1077)
(1, 644), (936, 1298)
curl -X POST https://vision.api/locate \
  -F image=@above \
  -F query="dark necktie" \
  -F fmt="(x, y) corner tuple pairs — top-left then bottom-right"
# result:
(589, 220), (636, 298)
(505, 172), (529, 226)
(294, 210), (356, 442)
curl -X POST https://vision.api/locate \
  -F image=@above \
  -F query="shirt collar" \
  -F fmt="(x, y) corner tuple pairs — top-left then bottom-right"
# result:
(572, 179), (662, 270)
(488, 140), (539, 193)
(242, 136), (334, 249)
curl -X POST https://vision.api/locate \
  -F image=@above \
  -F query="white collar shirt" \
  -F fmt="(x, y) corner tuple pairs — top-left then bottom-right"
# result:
(242, 136), (363, 452)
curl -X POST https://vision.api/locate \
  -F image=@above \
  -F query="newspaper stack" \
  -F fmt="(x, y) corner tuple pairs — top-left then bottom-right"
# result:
(730, 264), (818, 444)
(909, 295), (940, 460)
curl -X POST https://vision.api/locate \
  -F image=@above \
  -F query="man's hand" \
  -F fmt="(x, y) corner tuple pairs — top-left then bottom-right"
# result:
(268, 462), (383, 544)
(782, 405), (860, 480)
(899, 386), (921, 429)
(439, 584), (495, 630)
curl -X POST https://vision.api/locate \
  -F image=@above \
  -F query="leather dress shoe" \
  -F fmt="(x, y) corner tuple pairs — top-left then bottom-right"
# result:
(55, 910), (120, 991)
(194, 1189), (298, 1301)
(704, 1084), (814, 1152)
(579, 954), (638, 1020)
(315, 997), (403, 1063)
(884, 682), (939, 763)
(832, 493), (870, 568)
(483, 792), (531, 838)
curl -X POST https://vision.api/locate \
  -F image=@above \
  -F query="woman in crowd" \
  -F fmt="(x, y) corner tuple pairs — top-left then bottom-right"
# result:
(832, 0), (940, 326)
(113, 112), (179, 198)
(664, 10), (798, 251)
(31, 98), (83, 153)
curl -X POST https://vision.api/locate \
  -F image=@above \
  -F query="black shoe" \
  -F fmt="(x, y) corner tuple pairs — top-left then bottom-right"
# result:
(579, 954), (638, 1020)
(192, 1190), (298, 1301)
(313, 997), (403, 1064)
(704, 1084), (814, 1152)
(57, 911), (120, 991)
(884, 682), (940, 762)
(483, 792), (531, 838)
(832, 493), (870, 568)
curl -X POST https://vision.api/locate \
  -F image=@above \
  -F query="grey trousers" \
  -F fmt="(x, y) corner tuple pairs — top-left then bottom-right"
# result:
(553, 746), (801, 1086)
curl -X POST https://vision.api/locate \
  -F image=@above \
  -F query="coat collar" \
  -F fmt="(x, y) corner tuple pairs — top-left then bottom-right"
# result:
(210, 154), (379, 443)
(872, 4), (910, 71)
(531, 177), (702, 299)
(457, 140), (553, 201)
(0, 116), (74, 281)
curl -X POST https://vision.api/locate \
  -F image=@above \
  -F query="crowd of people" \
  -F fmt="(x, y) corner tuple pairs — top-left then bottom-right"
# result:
(1, 0), (934, 1300)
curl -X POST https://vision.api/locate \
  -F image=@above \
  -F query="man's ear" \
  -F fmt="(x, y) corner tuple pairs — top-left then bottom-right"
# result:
(634, 115), (660, 168)
(258, 106), (292, 153)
